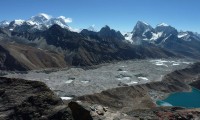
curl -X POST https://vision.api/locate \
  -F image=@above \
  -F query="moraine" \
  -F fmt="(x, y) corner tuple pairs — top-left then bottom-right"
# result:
(4, 59), (194, 97)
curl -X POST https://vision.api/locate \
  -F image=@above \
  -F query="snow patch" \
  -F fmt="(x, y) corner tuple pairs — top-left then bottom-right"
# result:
(162, 34), (172, 42)
(138, 77), (149, 81)
(61, 97), (73, 100)
(81, 80), (89, 84)
(0, 20), (10, 27)
(141, 21), (149, 26)
(178, 33), (188, 38)
(150, 32), (163, 40)
(172, 63), (180, 66)
(157, 100), (173, 107)
(127, 81), (138, 85)
(151, 60), (169, 67)
(124, 32), (133, 43)
(119, 71), (127, 73)
(155, 63), (168, 67)
(26, 21), (36, 25)
(13, 19), (24, 26)
(117, 77), (130, 81)
(65, 80), (74, 84)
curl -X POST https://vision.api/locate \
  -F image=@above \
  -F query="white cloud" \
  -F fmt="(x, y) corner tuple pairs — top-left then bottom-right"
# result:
(68, 26), (82, 33)
(58, 16), (72, 23)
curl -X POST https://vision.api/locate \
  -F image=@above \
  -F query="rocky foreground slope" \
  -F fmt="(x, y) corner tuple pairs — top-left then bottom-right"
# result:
(69, 62), (200, 119)
(0, 77), (73, 120)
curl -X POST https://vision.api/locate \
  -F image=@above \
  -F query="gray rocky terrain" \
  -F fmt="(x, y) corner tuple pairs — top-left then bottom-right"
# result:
(5, 59), (193, 98)
(70, 61), (200, 120)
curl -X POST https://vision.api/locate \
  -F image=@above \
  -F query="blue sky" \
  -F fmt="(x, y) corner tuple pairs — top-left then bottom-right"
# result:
(0, 0), (200, 33)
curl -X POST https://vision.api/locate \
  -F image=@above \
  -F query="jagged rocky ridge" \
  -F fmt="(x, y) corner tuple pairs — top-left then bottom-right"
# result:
(1, 14), (200, 71)
(125, 21), (200, 59)
(0, 23), (176, 71)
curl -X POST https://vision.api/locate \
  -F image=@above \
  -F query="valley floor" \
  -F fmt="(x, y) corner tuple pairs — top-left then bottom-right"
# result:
(4, 58), (193, 98)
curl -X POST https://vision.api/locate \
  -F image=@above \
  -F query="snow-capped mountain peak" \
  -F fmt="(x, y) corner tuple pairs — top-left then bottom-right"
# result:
(28, 13), (52, 25)
(155, 23), (178, 36)
(0, 13), (74, 32)
(157, 23), (169, 27)
(131, 21), (154, 38)
(38, 13), (52, 20)
(135, 21), (151, 27)
(87, 25), (97, 32)
(138, 21), (149, 26)
(26, 13), (71, 29)
(125, 21), (181, 44)
(25, 21), (36, 26)
(10, 19), (25, 26)
(0, 20), (10, 27)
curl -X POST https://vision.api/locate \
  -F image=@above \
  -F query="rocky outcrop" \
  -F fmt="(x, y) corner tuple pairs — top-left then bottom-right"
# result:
(98, 25), (124, 41)
(68, 102), (93, 120)
(67, 101), (200, 120)
(0, 77), (73, 120)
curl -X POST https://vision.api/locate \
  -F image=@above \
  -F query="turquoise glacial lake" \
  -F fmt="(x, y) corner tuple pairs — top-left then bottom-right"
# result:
(157, 88), (200, 108)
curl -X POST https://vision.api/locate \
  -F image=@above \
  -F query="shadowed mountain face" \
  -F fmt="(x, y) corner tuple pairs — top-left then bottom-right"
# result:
(44, 25), (175, 66)
(0, 24), (176, 70)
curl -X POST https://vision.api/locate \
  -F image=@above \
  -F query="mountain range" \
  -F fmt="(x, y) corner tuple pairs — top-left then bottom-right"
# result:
(0, 13), (200, 71)
(0, 13), (71, 32)
(125, 21), (200, 58)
